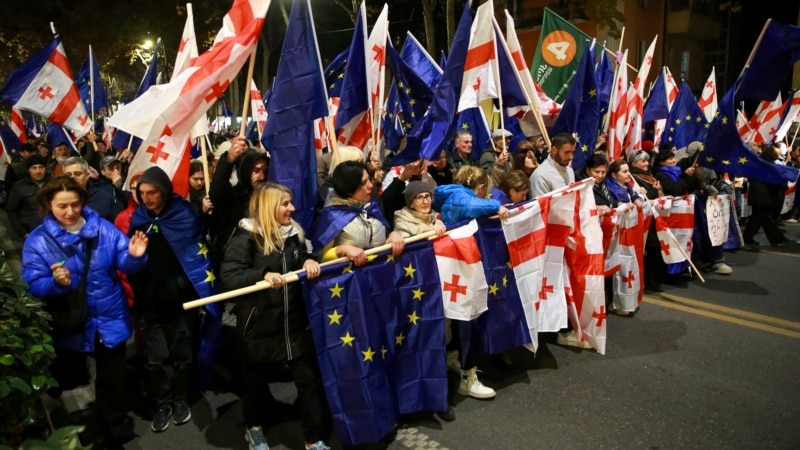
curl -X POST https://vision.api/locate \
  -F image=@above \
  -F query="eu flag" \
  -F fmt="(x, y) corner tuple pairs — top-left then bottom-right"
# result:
(394, 1), (475, 165)
(399, 32), (443, 88)
(302, 240), (447, 446)
(595, 46), (614, 118)
(643, 69), (669, 124)
(76, 48), (108, 113)
(660, 81), (708, 150)
(735, 20), (800, 102)
(701, 82), (799, 184)
(0, 116), (22, 158)
(324, 49), (348, 98)
(470, 218), (531, 354)
(552, 45), (599, 172)
(263, 0), (328, 231)
(336, 4), (369, 133)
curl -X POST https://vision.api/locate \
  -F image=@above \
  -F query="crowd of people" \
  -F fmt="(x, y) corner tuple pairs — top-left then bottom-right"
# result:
(1, 126), (798, 449)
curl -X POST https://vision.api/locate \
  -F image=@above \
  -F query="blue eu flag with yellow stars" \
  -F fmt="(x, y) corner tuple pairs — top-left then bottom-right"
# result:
(659, 81), (708, 150)
(469, 218), (531, 354)
(302, 240), (447, 446)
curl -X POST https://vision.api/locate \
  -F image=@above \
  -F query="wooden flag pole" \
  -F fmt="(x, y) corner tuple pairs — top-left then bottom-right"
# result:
(183, 229), (439, 309)
(492, 16), (551, 151)
(238, 46), (258, 137)
(89, 45), (95, 125)
(789, 123), (800, 148)
(199, 135), (211, 190)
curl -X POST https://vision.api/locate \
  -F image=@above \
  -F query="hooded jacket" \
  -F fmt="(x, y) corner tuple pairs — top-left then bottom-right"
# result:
(208, 150), (268, 260)
(128, 166), (221, 389)
(433, 184), (501, 227)
(22, 207), (147, 352)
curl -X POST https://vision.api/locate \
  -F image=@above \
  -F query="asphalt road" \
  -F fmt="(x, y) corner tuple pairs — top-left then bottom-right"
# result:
(4, 210), (798, 449)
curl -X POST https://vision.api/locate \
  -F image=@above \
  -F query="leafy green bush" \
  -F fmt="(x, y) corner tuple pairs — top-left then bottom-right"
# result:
(0, 425), (89, 450)
(0, 263), (58, 445)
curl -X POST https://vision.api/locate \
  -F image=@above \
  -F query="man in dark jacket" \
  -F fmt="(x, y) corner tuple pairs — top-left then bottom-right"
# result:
(127, 166), (221, 433)
(208, 139), (268, 264)
(6, 154), (50, 238)
(62, 156), (130, 223)
(3, 143), (37, 199)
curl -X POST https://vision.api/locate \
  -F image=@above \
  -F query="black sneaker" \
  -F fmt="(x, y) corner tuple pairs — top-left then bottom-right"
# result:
(151, 404), (172, 432)
(172, 400), (192, 425)
(435, 405), (456, 422)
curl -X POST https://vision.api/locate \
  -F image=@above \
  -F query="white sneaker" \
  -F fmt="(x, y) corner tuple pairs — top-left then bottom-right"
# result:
(557, 331), (592, 349)
(446, 350), (461, 373)
(712, 263), (733, 274)
(458, 367), (496, 399)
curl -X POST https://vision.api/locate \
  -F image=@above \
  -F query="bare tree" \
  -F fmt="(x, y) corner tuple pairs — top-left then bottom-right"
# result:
(421, 0), (438, 55)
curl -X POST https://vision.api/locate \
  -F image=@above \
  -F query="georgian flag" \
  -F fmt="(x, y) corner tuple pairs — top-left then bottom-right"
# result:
(774, 89), (800, 143)
(612, 205), (645, 313)
(9, 107), (27, 144)
(749, 93), (783, 144)
(115, 0), (270, 195)
(781, 181), (796, 215)
(502, 196), (548, 351)
(698, 67), (718, 122)
(736, 109), (753, 140)
(171, 2), (209, 139)
(653, 67), (680, 145)
(250, 80), (268, 140)
(563, 179), (606, 354)
(625, 36), (657, 154)
(0, 37), (91, 137)
(606, 49), (628, 162)
(432, 220), (488, 321)
(653, 195), (695, 265)
(457, 0), (498, 113)
(110, 0), (270, 146)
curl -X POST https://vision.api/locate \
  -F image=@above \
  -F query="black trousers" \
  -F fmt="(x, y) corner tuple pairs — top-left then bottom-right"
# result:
(743, 205), (785, 245)
(94, 340), (131, 429)
(242, 353), (328, 443)
(141, 309), (198, 406)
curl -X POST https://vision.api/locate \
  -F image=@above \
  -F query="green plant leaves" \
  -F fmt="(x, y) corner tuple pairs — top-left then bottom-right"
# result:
(7, 377), (31, 395)
(0, 355), (12, 365)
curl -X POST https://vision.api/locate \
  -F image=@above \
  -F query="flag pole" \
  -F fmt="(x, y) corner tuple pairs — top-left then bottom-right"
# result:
(790, 123), (800, 148)
(493, 16), (551, 150)
(183, 228), (440, 309)
(239, 46), (258, 137)
(199, 135), (211, 190)
(89, 45), (95, 125)
(492, 24), (507, 156)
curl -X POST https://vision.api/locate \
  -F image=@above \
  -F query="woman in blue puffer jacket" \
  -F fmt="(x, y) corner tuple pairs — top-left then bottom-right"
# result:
(22, 176), (148, 444)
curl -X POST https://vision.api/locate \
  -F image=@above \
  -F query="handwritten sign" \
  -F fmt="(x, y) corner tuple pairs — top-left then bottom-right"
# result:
(707, 194), (730, 247)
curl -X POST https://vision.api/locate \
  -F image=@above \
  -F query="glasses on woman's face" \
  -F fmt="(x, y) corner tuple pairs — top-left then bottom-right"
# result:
(414, 193), (432, 202)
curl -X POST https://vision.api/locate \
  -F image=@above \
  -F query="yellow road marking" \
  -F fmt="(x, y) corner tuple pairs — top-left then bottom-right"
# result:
(643, 296), (800, 340)
(651, 293), (800, 330)
(757, 249), (800, 258)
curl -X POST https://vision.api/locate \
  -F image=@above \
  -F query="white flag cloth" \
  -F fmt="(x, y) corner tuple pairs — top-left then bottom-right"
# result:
(13, 40), (91, 137)
(457, 0), (498, 113)
(653, 195), (695, 264)
(625, 37), (657, 154)
(750, 93), (783, 144)
(9, 107), (27, 143)
(607, 50), (628, 162)
(774, 90), (800, 143)
(366, 4), (388, 134)
(109, 0), (270, 142)
(612, 205), (644, 313)
(698, 67), (718, 122)
(432, 220), (489, 321)
(706, 194), (732, 246)
(560, 179), (606, 354)
(250, 80), (268, 139)
(171, 2), (209, 139)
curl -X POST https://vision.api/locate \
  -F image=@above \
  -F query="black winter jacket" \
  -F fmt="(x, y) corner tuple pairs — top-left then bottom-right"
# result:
(221, 221), (315, 364)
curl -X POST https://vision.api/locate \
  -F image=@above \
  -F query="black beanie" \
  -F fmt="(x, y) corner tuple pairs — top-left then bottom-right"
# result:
(26, 154), (48, 169)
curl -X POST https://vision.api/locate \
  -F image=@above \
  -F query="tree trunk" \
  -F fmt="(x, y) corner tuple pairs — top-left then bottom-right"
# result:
(446, 0), (456, 50)
(260, 34), (270, 90)
(422, 0), (437, 56)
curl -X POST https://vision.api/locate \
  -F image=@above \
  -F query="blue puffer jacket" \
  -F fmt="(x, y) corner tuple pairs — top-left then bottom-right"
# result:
(433, 184), (501, 227)
(22, 207), (147, 352)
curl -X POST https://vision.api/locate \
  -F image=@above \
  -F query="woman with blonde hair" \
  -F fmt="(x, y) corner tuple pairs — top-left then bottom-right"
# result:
(221, 182), (330, 450)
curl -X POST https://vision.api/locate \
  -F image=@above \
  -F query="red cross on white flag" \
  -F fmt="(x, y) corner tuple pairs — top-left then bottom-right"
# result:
(433, 220), (488, 321)
(457, 0), (498, 113)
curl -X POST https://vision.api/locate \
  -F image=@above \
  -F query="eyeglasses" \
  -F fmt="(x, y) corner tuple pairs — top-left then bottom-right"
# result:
(414, 193), (432, 202)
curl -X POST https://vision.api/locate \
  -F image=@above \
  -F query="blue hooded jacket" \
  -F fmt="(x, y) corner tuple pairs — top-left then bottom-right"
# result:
(433, 184), (501, 227)
(22, 207), (147, 352)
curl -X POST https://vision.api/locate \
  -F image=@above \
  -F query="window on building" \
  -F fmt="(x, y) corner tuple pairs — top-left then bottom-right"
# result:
(681, 50), (690, 82)
(637, 40), (647, 68)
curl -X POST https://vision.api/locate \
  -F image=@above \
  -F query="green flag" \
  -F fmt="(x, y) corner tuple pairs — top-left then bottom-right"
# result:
(531, 8), (595, 103)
